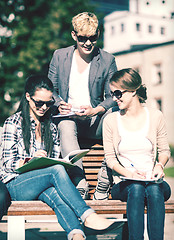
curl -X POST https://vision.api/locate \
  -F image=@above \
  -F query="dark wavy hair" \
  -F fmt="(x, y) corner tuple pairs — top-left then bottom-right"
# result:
(17, 75), (54, 155)
(110, 68), (147, 103)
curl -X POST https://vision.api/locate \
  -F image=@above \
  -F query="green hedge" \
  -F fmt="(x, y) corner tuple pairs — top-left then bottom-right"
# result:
(164, 167), (174, 177)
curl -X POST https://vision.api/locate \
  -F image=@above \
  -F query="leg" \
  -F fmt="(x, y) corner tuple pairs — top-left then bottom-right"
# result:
(6, 165), (91, 216)
(6, 165), (93, 239)
(126, 183), (145, 240)
(57, 119), (89, 198)
(145, 181), (171, 240)
(58, 119), (80, 163)
(111, 181), (146, 240)
(6, 165), (124, 239)
(38, 187), (86, 239)
(0, 180), (11, 220)
(93, 160), (113, 200)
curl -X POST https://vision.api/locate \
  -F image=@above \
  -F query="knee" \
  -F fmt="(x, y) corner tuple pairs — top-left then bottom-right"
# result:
(50, 165), (67, 178)
(128, 183), (145, 199)
(0, 188), (11, 210)
(0, 192), (7, 203)
(146, 184), (164, 201)
(58, 120), (77, 136)
(58, 120), (76, 131)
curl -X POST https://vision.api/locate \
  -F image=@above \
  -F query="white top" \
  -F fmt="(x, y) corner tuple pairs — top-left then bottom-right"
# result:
(35, 140), (42, 150)
(117, 107), (154, 177)
(68, 52), (91, 109)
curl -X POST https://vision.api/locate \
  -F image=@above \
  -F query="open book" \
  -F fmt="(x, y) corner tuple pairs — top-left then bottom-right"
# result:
(16, 149), (89, 173)
(120, 176), (164, 184)
(53, 109), (85, 118)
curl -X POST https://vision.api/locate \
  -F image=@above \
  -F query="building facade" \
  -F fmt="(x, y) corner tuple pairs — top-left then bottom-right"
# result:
(103, 0), (174, 146)
(104, 0), (174, 53)
(114, 41), (174, 146)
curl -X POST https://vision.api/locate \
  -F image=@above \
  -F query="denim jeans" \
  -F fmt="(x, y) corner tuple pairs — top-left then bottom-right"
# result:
(0, 180), (11, 220)
(111, 180), (171, 240)
(6, 165), (94, 240)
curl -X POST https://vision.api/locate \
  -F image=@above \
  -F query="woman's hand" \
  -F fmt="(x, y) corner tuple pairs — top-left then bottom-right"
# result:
(19, 150), (47, 167)
(34, 150), (47, 158)
(132, 170), (146, 179)
(19, 160), (25, 167)
(151, 164), (165, 179)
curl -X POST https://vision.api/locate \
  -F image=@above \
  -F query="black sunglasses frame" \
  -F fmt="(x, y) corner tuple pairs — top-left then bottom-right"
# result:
(30, 97), (55, 108)
(110, 90), (127, 99)
(76, 34), (98, 43)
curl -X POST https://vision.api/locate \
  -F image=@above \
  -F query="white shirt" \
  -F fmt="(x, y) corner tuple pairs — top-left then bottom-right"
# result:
(117, 108), (154, 176)
(68, 52), (91, 109)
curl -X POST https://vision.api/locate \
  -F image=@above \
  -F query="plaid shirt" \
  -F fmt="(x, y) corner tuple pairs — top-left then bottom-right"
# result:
(0, 112), (60, 183)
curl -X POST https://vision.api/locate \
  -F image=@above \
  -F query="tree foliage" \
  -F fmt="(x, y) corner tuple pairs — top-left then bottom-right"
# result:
(0, 0), (96, 124)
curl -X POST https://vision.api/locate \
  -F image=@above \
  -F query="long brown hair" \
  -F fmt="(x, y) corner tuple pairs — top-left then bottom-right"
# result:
(17, 75), (54, 155)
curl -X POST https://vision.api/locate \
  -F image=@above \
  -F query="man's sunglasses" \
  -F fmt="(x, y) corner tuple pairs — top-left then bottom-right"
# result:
(76, 34), (98, 43)
(110, 90), (127, 99)
(30, 97), (55, 108)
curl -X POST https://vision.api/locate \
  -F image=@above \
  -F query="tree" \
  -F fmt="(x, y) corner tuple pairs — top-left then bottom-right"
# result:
(0, 0), (96, 125)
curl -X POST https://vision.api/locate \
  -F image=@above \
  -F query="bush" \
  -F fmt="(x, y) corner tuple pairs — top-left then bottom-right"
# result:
(170, 144), (174, 159)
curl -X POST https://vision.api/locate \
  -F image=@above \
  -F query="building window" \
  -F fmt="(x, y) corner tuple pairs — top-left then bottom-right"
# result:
(148, 25), (153, 33)
(111, 26), (115, 35)
(136, 23), (141, 32)
(121, 23), (125, 32)
(152, 64), (162, 85)
(160, 27), (165, 35)
(156, 98), (162, 111)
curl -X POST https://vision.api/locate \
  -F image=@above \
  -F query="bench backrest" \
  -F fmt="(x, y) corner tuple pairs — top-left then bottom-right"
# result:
(82, 144), (104, 199)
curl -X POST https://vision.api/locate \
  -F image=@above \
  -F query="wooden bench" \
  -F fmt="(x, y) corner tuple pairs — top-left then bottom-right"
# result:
(3, 144), (174, 240)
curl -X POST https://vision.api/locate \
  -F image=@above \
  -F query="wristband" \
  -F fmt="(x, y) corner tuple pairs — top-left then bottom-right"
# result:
(156, 162), (164, 169)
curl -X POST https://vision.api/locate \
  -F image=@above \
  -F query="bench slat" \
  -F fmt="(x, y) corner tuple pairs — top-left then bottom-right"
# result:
(7, 200), (174, 216)
(5, 144), (174, 217)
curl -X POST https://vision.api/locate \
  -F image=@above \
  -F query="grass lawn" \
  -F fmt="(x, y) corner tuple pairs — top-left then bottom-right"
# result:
(164, 167), (174, 177)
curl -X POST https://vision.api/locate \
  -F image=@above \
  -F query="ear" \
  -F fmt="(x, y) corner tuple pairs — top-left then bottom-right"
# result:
(26, 92), (30, 101)
(71, 31), (77, 41)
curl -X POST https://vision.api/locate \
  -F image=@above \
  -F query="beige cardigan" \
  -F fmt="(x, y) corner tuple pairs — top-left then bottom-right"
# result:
(103, 107), (170, 183)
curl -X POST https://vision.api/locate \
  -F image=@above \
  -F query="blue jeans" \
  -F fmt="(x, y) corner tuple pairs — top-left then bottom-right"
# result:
(0, 180), (11, 220)
(6, 165), (94, 240)
(111, 181), (171, 240)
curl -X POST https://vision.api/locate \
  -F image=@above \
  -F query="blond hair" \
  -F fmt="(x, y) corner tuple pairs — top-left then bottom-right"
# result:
(72, 12), (98, 35)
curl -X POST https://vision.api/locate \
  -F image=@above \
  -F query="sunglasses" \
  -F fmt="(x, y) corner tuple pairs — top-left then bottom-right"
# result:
(30, 97), (55, 108)
(76, 34), (98, 43)
(110, 90), (127, 99)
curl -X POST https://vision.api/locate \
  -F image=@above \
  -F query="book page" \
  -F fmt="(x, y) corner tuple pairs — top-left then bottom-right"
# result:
(120, 176), (164, 184)
(53, 109), (84, 118)
(64, 149), (90, 163)
(15, 149), (89, 173)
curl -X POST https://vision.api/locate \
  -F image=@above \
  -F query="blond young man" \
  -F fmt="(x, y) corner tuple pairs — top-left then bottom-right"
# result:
(48, 12), (118, 199)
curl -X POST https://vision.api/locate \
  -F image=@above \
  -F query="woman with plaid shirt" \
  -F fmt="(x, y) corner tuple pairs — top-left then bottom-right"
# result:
(0, 75), (123, 240)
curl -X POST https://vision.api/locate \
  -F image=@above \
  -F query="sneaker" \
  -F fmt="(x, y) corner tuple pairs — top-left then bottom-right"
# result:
(93, 161), (113, 200)
(76, 179), (89, 200)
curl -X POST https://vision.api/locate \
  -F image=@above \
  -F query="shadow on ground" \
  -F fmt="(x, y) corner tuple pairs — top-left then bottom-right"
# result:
(0, 226), (123, 240)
